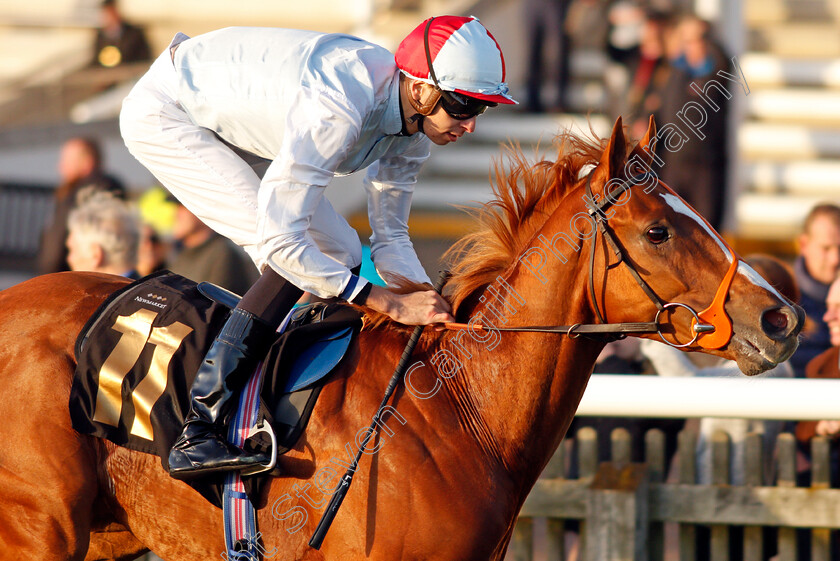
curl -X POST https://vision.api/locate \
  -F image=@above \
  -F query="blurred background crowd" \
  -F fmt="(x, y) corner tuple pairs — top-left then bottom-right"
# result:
(0, 0), (826, 288)
(1, 0), (840, 559)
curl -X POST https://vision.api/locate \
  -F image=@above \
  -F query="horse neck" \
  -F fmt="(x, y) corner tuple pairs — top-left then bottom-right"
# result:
(441, 215), (606, 486)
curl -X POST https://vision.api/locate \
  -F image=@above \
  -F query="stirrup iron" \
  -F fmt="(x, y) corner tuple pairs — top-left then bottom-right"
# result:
(240, 419), (278, 476)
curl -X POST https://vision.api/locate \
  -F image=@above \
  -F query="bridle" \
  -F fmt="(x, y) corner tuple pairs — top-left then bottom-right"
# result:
(444, 170), (740, 350)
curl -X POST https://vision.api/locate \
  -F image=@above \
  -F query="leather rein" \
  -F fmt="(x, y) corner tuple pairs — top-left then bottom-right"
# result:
(444, 171), (740, 350)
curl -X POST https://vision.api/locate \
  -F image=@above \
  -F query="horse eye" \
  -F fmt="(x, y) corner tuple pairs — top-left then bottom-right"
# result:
(646, 226), (669, 244)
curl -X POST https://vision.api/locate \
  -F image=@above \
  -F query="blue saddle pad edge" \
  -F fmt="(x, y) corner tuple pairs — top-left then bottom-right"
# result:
(282, 326), (355, 393)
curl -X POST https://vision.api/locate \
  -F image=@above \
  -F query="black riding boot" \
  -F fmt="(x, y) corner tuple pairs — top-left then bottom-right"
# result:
(168, 307), (276, 480)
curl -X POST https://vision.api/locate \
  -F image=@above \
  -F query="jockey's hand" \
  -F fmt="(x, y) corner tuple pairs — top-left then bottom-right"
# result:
(365, 285), (455, 326)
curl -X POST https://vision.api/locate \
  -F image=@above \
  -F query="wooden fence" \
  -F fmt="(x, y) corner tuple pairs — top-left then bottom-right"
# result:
(509, 427), (840, 561)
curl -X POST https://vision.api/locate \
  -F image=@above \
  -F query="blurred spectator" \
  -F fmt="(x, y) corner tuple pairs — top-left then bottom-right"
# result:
(655, 15), (730, 231)
(137, 185), (177, 237)
(783, 204), (840, 561)
(38, 137), (125, 275)
(623, 9), (674, 138)
(796, 276), (840, 482)
(91, 0), (152, 68)
(522, 0), (572, 113)
(790, 203), (840, 378)
(136, 186), (176, 277)
(166, 197), (259, 296)
(795, 275), (840, 560)
(641, 254), (799, 561)
(603, 1), (646, 118)
(66, 190), (140, 279)
(565, 0), (611, 50)
(605, 0), (646, 66)
(136, 223), (170, 278)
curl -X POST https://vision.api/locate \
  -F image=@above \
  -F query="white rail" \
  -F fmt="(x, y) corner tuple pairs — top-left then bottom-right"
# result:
(576, 374), (840, 421)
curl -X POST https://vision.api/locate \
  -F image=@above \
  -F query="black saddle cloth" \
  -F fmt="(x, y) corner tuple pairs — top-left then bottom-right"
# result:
(69, 270), (362, 506)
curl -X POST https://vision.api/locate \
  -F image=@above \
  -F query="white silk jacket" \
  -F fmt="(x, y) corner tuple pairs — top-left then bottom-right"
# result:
(172, 27), (432, 298)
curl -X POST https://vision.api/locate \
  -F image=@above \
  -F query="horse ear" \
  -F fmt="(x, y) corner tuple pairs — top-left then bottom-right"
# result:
(629, 115), (657, 166)
(593, 116), (627, 186)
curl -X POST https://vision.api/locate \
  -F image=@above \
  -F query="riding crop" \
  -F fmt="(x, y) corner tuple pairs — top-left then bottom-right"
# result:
(308, 270), (451, 549)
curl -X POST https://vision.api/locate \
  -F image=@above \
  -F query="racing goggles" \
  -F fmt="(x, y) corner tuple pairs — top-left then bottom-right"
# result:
(438, 90), (495, 120)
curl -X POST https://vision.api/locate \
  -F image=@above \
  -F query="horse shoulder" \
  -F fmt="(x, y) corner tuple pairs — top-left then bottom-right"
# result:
(262, 326), (516, 559)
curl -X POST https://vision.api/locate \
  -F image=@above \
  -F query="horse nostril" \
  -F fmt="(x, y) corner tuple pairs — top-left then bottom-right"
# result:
(761, 306), (797, 340)
(765, 309), (787, 329)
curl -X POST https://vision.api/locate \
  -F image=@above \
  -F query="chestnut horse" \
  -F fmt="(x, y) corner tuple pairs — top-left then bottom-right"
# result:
(0, 118), (802, 560)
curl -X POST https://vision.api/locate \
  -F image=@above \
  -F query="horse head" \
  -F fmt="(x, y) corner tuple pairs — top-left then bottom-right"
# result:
(583, 116), (803, 375)
(447, 115), (802, 377)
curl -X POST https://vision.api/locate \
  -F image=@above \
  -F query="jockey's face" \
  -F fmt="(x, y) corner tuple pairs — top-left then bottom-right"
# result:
(422, 103), (478, 146)
(402, 78), (481, 145)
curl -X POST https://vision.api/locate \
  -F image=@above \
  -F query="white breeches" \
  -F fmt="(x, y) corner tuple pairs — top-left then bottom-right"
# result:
(119, 48), (362, 282)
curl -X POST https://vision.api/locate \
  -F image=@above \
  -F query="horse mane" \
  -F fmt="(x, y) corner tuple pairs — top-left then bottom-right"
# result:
(361, 128), (607, 329)
(444, 129), (606, 317)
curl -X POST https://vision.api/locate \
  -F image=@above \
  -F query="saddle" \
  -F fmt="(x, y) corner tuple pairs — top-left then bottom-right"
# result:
(69, 270), (363, 506)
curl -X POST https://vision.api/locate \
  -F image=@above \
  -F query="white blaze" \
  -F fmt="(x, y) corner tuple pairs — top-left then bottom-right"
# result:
(659, 192), (776, 295)
(660, 192), (731, 261)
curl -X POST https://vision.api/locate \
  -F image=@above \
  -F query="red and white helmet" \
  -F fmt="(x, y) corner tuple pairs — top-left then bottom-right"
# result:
(395, 15), (517, 105)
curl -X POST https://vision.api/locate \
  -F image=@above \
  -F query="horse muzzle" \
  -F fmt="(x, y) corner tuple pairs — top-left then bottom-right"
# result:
(727, 302), (804, 375)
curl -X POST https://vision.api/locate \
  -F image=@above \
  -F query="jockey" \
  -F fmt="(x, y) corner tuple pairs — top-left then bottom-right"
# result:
(120, 16), (516, 479)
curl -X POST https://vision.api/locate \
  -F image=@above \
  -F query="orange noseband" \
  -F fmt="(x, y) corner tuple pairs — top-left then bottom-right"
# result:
(693, 256), (738, 349)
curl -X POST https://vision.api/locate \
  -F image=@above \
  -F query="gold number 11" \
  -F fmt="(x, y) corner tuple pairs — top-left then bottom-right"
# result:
(91, 308), (193, 441)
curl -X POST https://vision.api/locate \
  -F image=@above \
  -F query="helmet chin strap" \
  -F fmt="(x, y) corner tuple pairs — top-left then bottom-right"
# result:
(406, 113), (425, 135)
